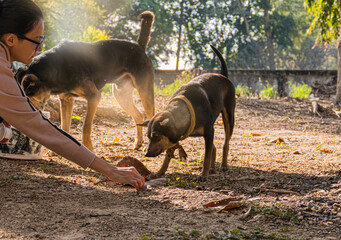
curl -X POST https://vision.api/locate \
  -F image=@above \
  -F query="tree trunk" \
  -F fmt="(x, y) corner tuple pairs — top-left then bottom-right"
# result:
(237, 0), (251, 37)
(336, 1), (341, 105)
(336, 37), (341, 105)
(176, 1), (184, 71)
(263, 0), (276, 70)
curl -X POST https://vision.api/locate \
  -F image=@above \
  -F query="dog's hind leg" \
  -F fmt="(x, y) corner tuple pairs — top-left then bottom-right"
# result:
(59, 93), (74, 132)
(221, 109), (233, 171)
(134, 73), (154, 120)
(113, 78), (144, 150)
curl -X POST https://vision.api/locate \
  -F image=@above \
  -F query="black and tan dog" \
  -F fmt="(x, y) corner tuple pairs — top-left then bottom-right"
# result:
(140, 45), (236, 179)
(16, 11), (155, 150)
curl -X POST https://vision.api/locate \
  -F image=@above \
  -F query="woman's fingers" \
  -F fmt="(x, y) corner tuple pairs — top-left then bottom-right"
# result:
(111, 166), (145, 189)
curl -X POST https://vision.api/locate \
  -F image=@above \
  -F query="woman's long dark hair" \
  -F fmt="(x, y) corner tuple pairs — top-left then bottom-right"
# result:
(0, 0), (43, 37)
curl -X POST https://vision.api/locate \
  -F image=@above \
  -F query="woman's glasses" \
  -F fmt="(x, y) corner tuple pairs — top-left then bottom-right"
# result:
(16, 35), (45, 51)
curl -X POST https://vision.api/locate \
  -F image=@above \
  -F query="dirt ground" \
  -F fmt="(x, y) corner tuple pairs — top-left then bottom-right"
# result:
(1, 94), (341, 240)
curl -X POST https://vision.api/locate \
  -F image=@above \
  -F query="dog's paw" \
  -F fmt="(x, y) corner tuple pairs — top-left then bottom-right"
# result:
(84, 142), (94, 151)
(149, 172), (164, 180)
(133, 142), (142, 150)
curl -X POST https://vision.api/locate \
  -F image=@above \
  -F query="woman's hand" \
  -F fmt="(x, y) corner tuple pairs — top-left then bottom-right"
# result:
(108, 166), (145, 189)
(89, 156), (145, 189)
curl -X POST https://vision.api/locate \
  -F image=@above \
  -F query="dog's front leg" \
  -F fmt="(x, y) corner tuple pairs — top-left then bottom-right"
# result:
(83, 91), (101, 151)
(209, 145), (216, 174)
(59, 93), (74, 132)
(153, 153), (172, 178)
(199, 132), (214, 181)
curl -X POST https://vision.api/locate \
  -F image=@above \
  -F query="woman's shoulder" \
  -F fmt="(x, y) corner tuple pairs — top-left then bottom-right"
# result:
(0, 42), (12, 72)
(0, 45), (18, 94)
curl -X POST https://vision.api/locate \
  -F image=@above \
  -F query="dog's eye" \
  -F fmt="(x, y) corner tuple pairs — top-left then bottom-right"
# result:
(151, 133), (161, 140)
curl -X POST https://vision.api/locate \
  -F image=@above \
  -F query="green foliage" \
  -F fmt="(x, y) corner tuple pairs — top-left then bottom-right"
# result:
(38, 0), (106, 48)
(104, 0), (174, 68)
(81, 26), (110, 42)
(172, 151), (202, 167)
(252, 203), (299, 222)
(173, 157), (202, 167)
(175, 0), (330, 70)
(100, 84), (112, 94)
(315, 142), (332, 153)
(167, 176), (196, 189)
(35, 0), (337, 70)
(305, 0), (341, 44)
(141, 235), (162, 240)
(287, 82), (312, 98)
(260, 82), (278, 99)
(71, 115), (83, 120)
(155, 71), (194, 96)
(206, 228), (288, 240)
(153, 84), (163, 96)
(174, 227), (201, 239)
(235, 84), (251, 97)
(166, 227), (291, 240)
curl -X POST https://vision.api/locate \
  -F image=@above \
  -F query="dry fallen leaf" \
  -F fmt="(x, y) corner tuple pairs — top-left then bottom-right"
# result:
(268, 137), (285, 144)
(99, 137), (120, 145)
(292, 150), (302, 155)
(249, 133), (262, 137)
(203, 197), (241, 208)
(218, 200), (245, 212)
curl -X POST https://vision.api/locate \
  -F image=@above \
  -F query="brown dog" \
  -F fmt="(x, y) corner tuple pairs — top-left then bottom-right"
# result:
(16, 11), (155, 150)
(140, 45), (236, 180)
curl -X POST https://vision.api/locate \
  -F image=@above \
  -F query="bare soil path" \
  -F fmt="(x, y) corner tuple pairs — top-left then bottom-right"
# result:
(1, 95), (341, 240)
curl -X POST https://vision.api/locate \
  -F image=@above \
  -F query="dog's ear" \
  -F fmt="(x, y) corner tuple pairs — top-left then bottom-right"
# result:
(137, 120), (150, 127)
(21, 74), (41, 96)
(15, 66), (28, 84)
(160, 119), (170, 127)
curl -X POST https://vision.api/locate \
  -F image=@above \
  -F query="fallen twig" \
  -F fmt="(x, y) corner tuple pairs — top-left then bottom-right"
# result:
(239, 206), (252, 220)
(311, 101), (321, 116)
(89, 213), (112, 218)
(332, 109), (341, 118)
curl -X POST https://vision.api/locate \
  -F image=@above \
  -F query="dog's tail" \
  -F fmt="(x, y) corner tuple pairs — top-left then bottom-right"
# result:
(137, 11), (154, 51)
(210, 45), (228, 78)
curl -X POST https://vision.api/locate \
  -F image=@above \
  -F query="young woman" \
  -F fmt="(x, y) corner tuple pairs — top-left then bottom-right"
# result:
(0, 0), (145, 189)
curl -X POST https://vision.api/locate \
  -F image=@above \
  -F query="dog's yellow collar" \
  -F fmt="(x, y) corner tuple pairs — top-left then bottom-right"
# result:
(169, 95), (196, 140)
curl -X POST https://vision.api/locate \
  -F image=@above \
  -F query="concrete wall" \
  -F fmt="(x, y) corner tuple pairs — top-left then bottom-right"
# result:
(154, 69), (337, 96)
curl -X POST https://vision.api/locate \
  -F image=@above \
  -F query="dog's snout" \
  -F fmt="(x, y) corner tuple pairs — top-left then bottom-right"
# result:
(145, 147), (162, 158)
(145, 148), (155, 157)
